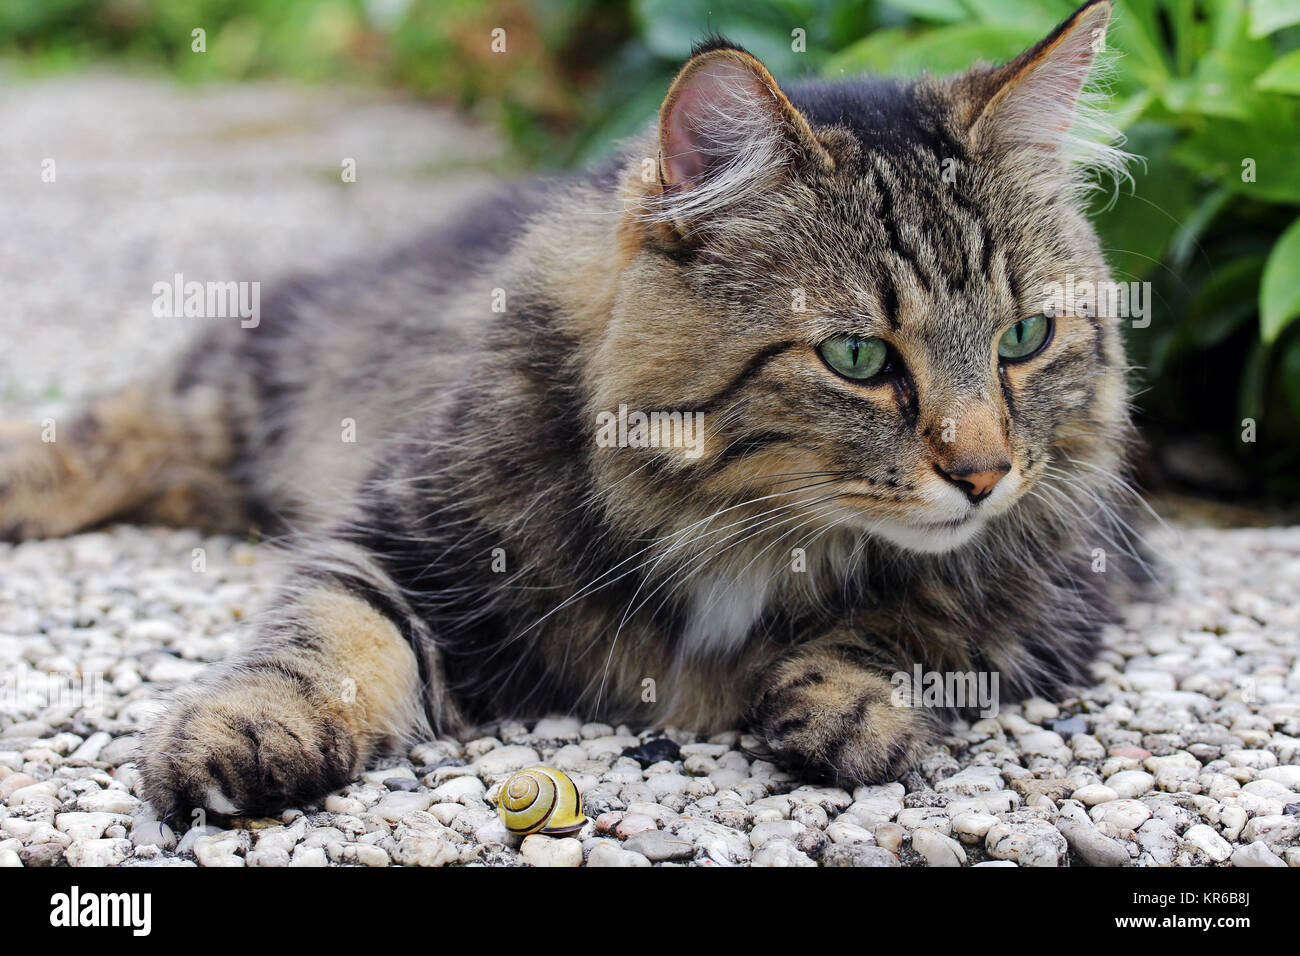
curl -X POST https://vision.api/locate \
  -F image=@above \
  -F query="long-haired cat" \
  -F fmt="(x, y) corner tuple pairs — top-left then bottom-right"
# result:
(1, 0), (1144, 818)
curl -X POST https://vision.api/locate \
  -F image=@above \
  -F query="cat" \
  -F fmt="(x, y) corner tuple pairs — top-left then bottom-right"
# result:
(0, 0), (1145, 819)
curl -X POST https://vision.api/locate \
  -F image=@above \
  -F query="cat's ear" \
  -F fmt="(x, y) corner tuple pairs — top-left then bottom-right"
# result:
(963, 0), (1121, 181)
(649, 41), (831, 229)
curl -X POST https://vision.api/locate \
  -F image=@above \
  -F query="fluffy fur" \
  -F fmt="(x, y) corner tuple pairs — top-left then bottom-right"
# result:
(0, 1), (1147, 818)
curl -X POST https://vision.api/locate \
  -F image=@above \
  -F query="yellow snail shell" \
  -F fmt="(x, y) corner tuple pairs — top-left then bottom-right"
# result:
(496, 766), (586, 836)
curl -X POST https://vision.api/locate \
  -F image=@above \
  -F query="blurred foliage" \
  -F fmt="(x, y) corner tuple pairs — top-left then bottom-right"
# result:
(2, 0), (1299, 498)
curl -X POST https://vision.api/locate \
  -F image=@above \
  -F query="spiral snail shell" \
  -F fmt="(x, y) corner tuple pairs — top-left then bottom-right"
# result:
(496, 766), (586, 837)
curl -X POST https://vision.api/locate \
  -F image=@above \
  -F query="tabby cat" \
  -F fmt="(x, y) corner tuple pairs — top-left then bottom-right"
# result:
(1, 0), (1144, 818)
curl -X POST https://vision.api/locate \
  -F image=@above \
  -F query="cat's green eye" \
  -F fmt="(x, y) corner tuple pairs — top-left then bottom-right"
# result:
(997, 314), (1053, 361)
(818, 335), (888, 380)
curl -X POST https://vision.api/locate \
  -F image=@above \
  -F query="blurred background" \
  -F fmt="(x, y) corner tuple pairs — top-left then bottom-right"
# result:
(3, 0), (1300, 511)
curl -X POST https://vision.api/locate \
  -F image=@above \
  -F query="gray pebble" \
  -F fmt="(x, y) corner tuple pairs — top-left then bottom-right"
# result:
(622, 829), (694, 862)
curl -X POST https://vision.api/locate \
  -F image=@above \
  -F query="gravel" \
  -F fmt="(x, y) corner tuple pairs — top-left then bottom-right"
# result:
(2, 71), (1300, 867)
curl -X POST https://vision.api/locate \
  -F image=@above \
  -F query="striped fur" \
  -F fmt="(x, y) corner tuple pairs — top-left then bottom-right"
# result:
(0, 2), (1147, 817)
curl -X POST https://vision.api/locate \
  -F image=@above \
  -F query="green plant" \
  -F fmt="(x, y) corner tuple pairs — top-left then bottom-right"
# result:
(1086, 0), (1300, 499)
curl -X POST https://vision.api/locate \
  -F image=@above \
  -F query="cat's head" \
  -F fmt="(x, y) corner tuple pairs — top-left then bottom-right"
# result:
(594, 0), (1133, 555)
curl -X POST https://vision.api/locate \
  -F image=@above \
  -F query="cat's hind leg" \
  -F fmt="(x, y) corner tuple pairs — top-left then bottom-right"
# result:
(0, 376), (249, 540)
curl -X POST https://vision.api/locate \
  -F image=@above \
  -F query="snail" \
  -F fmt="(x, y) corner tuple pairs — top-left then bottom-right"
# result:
(495, 766), (587, 837)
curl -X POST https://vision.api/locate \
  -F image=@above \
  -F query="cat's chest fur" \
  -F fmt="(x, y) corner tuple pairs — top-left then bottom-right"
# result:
(674, 530), (858, 659)
(679, 571), (773, 659)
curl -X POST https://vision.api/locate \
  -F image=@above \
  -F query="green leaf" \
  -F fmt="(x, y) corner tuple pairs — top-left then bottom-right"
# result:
(1091, 124), (1201, 283)
(1175, 108), (1300, 204)
(826, 23), (1044, 76)
(1282, 334), (1300, 420)
(1255, 49), (1300, 95)
(1248, 0), (1300, 38)
(1189, 254), (1266, 349)
(1260, 214), (1300, 341)
(879, 0), (967, 23)
(1237, 337), (1269, 424)
(1169, 0), (1198, 76)
(1168, 187), (1233, 273)
(957, 0), (1072, 30)
(634, 0), (826, 74)
(1108, 0), (1173, 86)
(822, 0), (879, 49)
(572, 68), (674, 164)
(1179, 2), (1276, 119)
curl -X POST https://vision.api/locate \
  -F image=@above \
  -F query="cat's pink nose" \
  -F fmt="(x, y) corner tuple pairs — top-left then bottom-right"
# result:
(933, 462), (1010, 503)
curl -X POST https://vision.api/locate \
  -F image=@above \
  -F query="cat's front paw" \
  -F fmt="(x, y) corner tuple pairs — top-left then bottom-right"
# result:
(747, 657), (931, 786)
(141, 670), (359, 822)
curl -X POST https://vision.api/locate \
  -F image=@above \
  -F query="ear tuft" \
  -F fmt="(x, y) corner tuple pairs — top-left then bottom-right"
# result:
(688, 34), (754, 59)
(967, 0), (1130, 194)
(640, 43), (830, 232)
